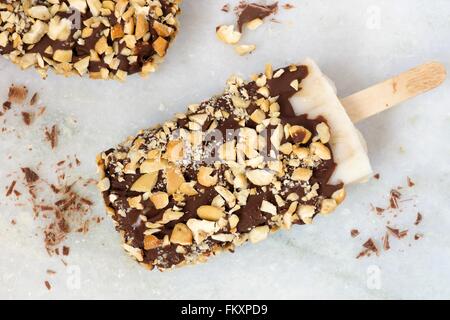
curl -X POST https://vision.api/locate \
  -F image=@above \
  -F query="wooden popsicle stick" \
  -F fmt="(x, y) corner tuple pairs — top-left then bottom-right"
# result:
(341, 61), (447, 123)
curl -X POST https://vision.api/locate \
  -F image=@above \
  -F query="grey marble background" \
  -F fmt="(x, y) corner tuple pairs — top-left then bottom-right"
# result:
(0, 0), (449, 299)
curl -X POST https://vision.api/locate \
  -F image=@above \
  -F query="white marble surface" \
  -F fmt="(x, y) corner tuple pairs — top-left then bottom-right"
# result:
(0, 0), (449, 299)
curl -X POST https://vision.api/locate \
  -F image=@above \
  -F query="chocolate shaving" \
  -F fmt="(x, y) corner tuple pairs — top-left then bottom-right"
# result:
(2, 101), (11, 111)
(21, 112), (33, 126)
(44, 281), (51, 291)
(373, 173), (380, 180)
(382, 233), (390, 251)
(5, 180), (16, 197)
(62, 246), (70, 256)
(8, 85), (28, 104)
(44, 125), (59, 149)
(407, 177), (415, 187)
(414, 233), (423, 241)
(350, 229), (360, 238)
(30, 93), (39, 106)
(414, 212), (422, 226)
(21, 168), (40, 184)
(221, 3), (230, 12)
(282, 3), (295, 10)
(386, 226), (408, 239)
(237, 2), (279, 32)
(357, 238), (379, 259)
(389, 189), (401, 209)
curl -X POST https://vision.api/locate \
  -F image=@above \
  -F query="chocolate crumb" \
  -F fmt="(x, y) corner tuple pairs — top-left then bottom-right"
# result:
(11, 219), (16, 225)
(282, 3), (295, 9)
(373, 173), (380, 180)
(44, 281), (51, 290)
(46, 270), (56, 275)
(375, 207), (385, 215)
(407, 177), (415, 187)
(414, 212), (423, 226)
(21, 168), (40, 184)
(222, 3), (230, 12)
(350, 229), (360, 238)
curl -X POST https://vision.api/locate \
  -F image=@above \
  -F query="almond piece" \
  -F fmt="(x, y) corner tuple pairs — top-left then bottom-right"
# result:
(320, 199), (337, 215)
(166, 166), (186, 195)
(170, 223), (193, 245)
(153, 21), (173, 37)
(298, 205), (316, 224)
(153, 36), (168, 57)
(197, 167), (218, 187)
(144, 235), (162, 250)
(246, 169), (274, 186)
(290, 126), (312, 144)
(332, 188), (346, 205)
(250, 109), (266, 124)
(197, 205), (224, 221)
(149, 192), (169, 210)
(53, 49), (72, 63)
(130, 172), (158, 193)
(249, 226), (269, 244)
(111, 24), (124, 40)
(260, 200), (277, 215)
(216, 25), (241, 44)
(316, 122), (331, 144)
(127, 195), (143, 210)
(292, 168), (313, 181)
(310, 142), (331, 160)
(164, 140), (184, 162)
(97, 177), (110, 191)
(135, 14), (149, 40)
(234, 44), (256, 56)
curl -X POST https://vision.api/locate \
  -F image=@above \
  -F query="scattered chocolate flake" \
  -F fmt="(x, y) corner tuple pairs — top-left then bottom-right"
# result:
(386, 226), (408, 239)
(5, 180), (16, 197)
(44, 125), (59, 149)
(282, 3), (295, 9)
(46, 270), (56, 275)
(357, 238), (379, 259)
(375, 207), (385, 215)
(373, 173), (380, 180)
(11, 219), (16, 225)
(414, 233), (423, 241)
(30, 93), (39, 106)
(407, 177), (415, 187)
(350, 229), (360, 238)
(236, 1), (279, 32)
(221, 3), (230, 12)
(21, 168), (40, 184)
(2, 101), (11, 111)
(414, 212), (423, 226)
(8, 85), (28, 104)
(21, 112), (33, 126)
(44, 281), (51, 291)
(382, 233), (390, 251)
(62, 246), (70, 256)
(389, 189), (401, 209)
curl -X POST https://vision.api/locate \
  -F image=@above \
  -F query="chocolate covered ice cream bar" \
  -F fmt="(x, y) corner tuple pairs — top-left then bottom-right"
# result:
(0, 0), (181, 79)
(96, 59), (445, 270)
